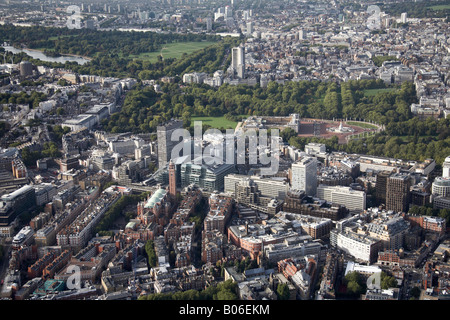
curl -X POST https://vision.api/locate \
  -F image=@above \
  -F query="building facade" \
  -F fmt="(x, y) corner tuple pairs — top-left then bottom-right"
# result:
(291, 157), (317, 197)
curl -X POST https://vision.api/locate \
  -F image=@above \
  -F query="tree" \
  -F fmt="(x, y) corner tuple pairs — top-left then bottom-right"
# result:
(344, 271), (366, 296)
(380, 272), (397, 289)
(346, 281), (363, 295)
(145, 240), (157, 268)
(280, 127), (297, 143)
(182, 111), (191, 128)
(216, 290), (237, 300)
(276, 283), (291, 300)
(409, 287), (421, 300)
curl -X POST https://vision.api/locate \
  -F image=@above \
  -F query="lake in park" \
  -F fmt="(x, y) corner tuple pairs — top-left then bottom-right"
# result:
(2, 45), (90, 65)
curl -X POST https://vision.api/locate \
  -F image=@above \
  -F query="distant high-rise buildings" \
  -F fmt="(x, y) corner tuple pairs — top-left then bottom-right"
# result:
(19, 61), (33, 77)
(231, 45), (245, 79)
(206, 17), (212, 32)
(291, 157), (317, 197)
(299, 29), (306, 40)
(246, 21), (254, 36)
(400, 12), (407, 24)
(157, 119), (184, 169)
(225, 5), (232, 18)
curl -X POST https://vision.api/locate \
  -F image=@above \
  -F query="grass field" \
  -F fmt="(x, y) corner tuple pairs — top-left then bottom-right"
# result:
(346, 121), (379, 129)
(130, 41), (216, 62)
(363, 87), (397, 97)
(191, 115), (246, 130)
(429, 4), (450, 10)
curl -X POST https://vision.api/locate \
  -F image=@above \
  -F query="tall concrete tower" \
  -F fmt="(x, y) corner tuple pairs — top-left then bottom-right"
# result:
(157, 119), (183, 169)
(291, 157), (318, 197)
(231, 45), (245, 78)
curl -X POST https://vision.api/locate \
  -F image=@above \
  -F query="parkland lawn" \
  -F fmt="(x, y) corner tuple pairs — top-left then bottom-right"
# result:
(131, 41), (216, 62)
(191, 115), (246, 130)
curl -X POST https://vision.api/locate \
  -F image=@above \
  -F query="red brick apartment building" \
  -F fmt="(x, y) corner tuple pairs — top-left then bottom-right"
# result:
(403, 214), (446, 235)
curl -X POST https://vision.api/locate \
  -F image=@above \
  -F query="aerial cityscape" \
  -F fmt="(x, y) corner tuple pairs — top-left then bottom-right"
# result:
(0, 0), (449, 307)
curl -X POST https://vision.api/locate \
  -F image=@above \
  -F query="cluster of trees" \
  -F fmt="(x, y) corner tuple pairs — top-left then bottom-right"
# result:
(188, 197), (208, 235)
(342, 130), (450, 166)
(343, 271), (366, 296)
(95, 192), (149, 235)
(343, 271), (397, 297)
(20, 142), (60, 166)
(409, 286), (421, 300)
(371, 55), (398, 67)
(145, 240), (157, 268)
(0, 25), (220, 59)
(408, 205), (450, 225)
(339, 80), (415, 123)
(0, 122), (9, 138)
(382, 0), (450, 18)
(102, 79), (350, 134)
(162, 36), (240, 77)
(386, 116), (450, 138)
(101, 77), (450, 164)
(214, 257), (258, 278)
(287, 125), (449, 168)
(138, 279), (238, 300)
(19, 80), (46, 87)
(101, 83), (161, 133)
(276, 283), (291, 300)
(0, 26), (236, 80)
(0, 91), (47, 109)
(47, 125), (71, 142)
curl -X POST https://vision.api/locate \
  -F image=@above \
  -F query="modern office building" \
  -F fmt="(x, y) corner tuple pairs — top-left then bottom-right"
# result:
(331, 229), (381, 263)
(433, 196), (450, 209)
(443, 156), (450, 178)
(316, 185), (366, 212)
(206, 17), (212, 31)
(400, 12), (407, 24)
(282, 189), (349, 221)
(0, 185), (36, 227)
(224, 174), (289, 200)
(19, 61), (33, 77)
(432, 177), (450, 197)
(230, 178), (283, 215)
(231, 45), (245, 79)
(375, 170), (391, 205)
(304, 143), (326, 156)
(157, 119), (184, 169)
(180, 157), (236, 192)
(299, 29), (306, 40)
(275, 211), (333, 239)
(366, 216), (410, 250)
(264, 239), (321, 262)
(386, 173), (411, 213)
(291, 157), (317, 197)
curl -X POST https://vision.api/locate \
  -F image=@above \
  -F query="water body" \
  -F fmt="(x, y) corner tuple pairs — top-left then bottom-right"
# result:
(2, 45), (90, 65)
